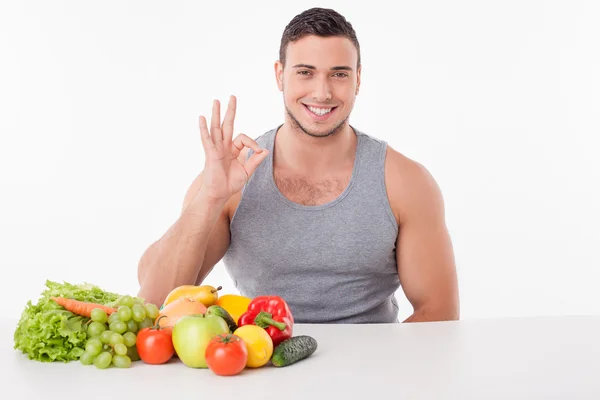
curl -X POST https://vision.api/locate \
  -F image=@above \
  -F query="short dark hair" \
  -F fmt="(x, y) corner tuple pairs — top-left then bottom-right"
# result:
(279, 8), (361, 69)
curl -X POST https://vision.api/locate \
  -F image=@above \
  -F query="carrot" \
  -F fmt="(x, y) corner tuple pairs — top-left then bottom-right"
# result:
(50, 297), (117, 317)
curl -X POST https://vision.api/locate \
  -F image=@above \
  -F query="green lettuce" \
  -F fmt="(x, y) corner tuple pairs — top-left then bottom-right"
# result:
(13, 280), (124, 362)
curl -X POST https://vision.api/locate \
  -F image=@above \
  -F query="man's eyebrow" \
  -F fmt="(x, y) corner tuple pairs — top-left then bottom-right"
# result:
(292, 64), (353, 71)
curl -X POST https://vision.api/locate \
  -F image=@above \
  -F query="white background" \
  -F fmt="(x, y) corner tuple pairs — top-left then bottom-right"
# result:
(1, 1), (599, 322)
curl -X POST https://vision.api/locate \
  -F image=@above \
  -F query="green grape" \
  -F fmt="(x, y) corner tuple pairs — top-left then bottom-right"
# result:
(112, 354), (132, 368)
(87, 321), (107, 337)
(133, 297), (145, 306)
(131, 304), (146, 322)
(126, 345), (141, 362)
(110, 320), (127, 334)
(120, 295), (135, 308)
(90, 308), (108, 324)
(109, 332), (124, 346)
(107, 312), (120, 324)
(93, 352), (112, 369)
(80, 351), (96, 365)
(114, 343), (128, 356)
(144, 303), (160, 319)
(126, 319), (138, 333)
(117, 306), (132, 322)
(85, 338), (103, 356)
(123, 332), (137, 348)
(138, 317), (153, 330)
(100, 330), (113, 344)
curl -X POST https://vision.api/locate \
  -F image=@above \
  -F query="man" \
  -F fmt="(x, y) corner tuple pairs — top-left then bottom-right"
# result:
(137, 7), (460, 324)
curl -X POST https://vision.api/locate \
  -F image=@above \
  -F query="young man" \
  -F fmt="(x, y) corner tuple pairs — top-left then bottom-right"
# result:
(137, 7), (460, 324)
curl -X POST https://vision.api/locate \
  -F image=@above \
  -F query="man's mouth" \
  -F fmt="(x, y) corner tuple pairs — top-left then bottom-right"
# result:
(303, 104), (338, 120)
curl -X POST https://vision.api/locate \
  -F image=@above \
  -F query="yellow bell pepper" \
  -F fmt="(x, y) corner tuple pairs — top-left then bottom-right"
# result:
(216, 294), (252, 323)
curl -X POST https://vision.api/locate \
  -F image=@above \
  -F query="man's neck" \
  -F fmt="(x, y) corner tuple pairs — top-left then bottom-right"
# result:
(274, 122), (357, 175)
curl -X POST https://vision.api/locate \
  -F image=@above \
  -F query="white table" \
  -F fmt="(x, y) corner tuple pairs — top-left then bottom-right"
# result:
(3, 315), (600, 399)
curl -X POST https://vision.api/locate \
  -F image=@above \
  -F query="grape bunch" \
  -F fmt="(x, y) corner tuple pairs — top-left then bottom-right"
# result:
(79, 295), (160, 369)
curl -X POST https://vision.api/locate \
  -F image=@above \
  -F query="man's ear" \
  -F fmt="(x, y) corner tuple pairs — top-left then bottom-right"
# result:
(356, 65), (362, 95)
(274, 60), (284, 91)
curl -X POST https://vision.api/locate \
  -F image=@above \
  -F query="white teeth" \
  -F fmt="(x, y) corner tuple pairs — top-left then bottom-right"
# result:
(307, 106), (333, 116)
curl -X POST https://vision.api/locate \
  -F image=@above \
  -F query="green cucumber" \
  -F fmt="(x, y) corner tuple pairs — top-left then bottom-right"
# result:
(271, 335), (318, 367)
(206, 305), (238, 332)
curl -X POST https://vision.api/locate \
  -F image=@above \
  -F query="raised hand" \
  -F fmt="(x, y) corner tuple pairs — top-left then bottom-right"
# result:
(198, 95), (269, 204)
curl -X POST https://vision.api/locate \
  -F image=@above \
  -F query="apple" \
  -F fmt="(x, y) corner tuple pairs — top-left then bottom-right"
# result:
(172, 313), (230, 368)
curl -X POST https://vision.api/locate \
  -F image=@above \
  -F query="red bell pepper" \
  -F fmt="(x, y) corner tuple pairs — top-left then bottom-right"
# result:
(237, 296), (293, 347)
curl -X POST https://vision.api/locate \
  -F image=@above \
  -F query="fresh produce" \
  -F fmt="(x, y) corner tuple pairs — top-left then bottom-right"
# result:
(216, 294), (252, 323)
(206, 305), (238, 332)
(136, 315), (175, 365)
(13, 280), (126, 362)
(16, 281), (316, 372)
(49, 297), (117, 317)
(238, 296), (293, 347)
(205, 333), (248, 376)
(78, 296), (161, 369)
(233, 324), (273, 368)
(156, 297), (207, 331)
(271, 335), (318, 367)
(171, 313), (230, 368)
(163, 284), (222, 307)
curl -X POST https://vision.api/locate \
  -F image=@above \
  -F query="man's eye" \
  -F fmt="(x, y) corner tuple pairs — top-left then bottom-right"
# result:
(298, 70), (311, 75)
(334, 72), (348, 78)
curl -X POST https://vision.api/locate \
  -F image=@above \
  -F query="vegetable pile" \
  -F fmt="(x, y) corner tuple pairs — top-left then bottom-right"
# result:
(13, 281), (318, 374)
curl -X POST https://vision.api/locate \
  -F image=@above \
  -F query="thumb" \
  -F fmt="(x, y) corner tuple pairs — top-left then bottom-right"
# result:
(243, 149), (270, 178)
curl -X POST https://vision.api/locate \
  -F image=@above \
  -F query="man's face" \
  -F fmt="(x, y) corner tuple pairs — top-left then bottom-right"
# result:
(275, 35), (361, 138)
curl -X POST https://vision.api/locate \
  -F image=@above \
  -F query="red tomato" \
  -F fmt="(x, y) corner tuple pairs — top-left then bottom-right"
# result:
(205, 333), (248, 376)
(136, 316), (175, 365)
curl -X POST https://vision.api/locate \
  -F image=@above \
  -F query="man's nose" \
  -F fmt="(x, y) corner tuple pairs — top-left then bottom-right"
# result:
(312, 78), (332, 102)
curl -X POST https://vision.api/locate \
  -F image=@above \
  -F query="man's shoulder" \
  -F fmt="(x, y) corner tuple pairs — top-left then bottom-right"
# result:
(384, 144), (445, 226)
(350, 126), (435, 191)
(385, 144), (428, 179)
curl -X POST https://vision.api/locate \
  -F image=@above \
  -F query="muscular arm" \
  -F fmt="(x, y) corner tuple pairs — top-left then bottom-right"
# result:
(137, 146), (251, 306)
(386, 148), (460, 323)
(136, 95), (268, 307)
(136, 174), (232, 306)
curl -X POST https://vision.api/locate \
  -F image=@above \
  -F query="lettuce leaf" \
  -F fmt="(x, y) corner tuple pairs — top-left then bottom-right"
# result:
(13, 280), (125, 362)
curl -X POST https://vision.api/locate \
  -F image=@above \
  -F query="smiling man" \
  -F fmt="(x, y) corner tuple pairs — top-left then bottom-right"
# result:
(137, 7), (460, 324)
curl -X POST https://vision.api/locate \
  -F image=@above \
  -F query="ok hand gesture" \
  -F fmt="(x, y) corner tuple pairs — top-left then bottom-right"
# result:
(198, 96), (269, 204)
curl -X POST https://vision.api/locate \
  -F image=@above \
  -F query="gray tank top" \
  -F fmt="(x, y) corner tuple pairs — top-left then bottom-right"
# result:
(223, 125), (401, 323)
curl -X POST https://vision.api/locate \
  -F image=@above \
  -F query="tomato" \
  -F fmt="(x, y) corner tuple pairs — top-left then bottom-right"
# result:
(205, 333), (248, 376)
(136, 315), (175, 364)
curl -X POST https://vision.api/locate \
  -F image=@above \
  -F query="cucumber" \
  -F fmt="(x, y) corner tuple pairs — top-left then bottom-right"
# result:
(206, 305), (238, 332)
(271, 335), (318, 367)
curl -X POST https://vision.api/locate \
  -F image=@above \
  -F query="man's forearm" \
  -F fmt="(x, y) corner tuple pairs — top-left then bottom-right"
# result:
(137, 195), (225, 305)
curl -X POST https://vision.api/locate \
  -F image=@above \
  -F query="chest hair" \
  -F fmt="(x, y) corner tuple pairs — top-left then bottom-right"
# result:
(273, 172), (352, 206)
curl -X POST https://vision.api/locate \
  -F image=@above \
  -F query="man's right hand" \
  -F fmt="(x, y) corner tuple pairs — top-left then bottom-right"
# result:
(198, 95), (269, 205)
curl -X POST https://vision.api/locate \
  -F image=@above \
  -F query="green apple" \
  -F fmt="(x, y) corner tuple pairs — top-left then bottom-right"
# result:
(172, 313), (230, 368)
